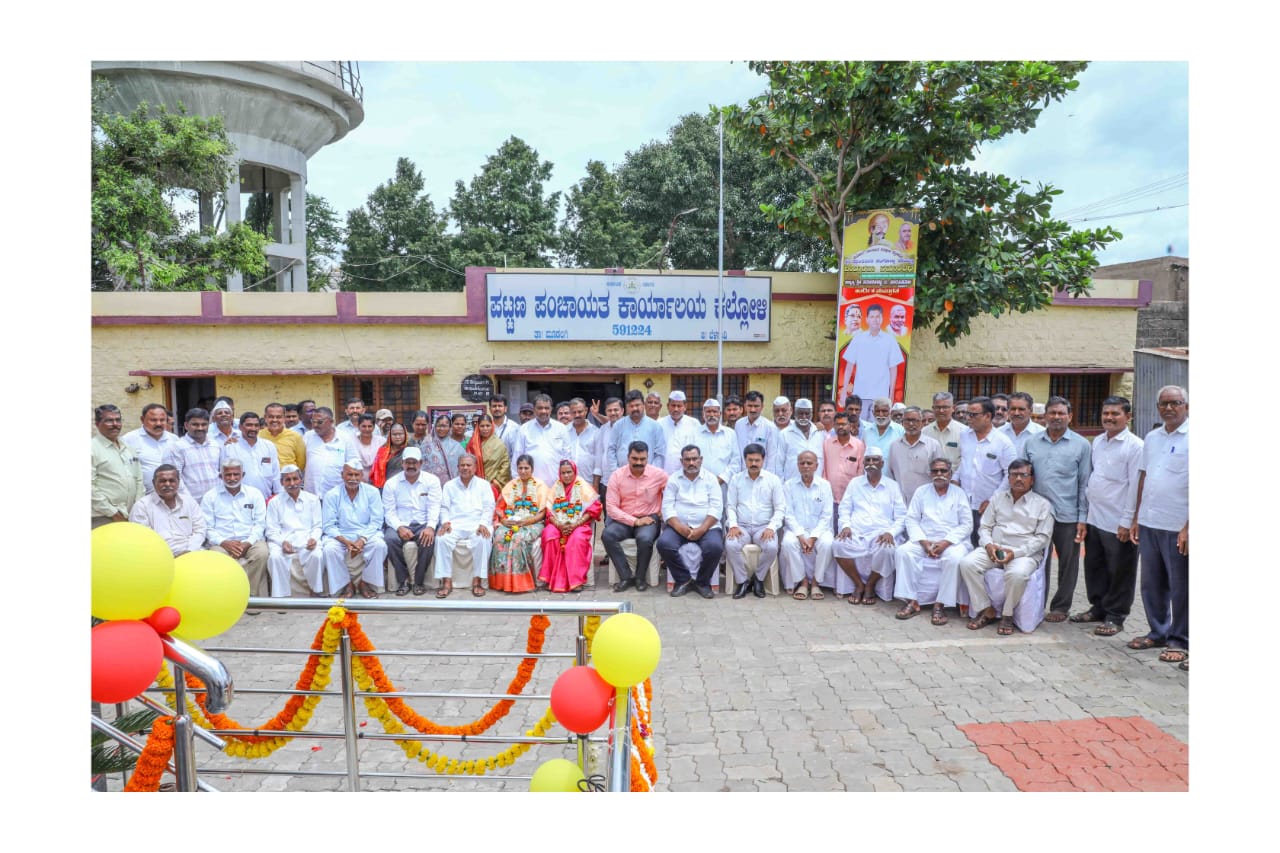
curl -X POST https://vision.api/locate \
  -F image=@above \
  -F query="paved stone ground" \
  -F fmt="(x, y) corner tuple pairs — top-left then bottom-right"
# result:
(109, 547), (1188, 793)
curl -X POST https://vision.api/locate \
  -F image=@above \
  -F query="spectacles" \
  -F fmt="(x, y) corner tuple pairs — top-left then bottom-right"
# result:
(1008, 472), (1032, 479)
(1156, 400), (1186, 408)
(929, 469), (950, 475)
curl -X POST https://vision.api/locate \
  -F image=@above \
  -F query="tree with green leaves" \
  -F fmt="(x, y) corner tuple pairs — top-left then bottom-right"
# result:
(558, 160), (657, 268)
(451, 136), (560, 268)
(723, 61), (1121, 344)
(305, 194), (343, 291)
(617, 112), (830, 271)
(91, 78), (268, 291)
(343, 157), (458, 291)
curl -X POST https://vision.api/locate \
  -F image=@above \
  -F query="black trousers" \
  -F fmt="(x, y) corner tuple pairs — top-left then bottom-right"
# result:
(1046, 520), (1082, 614)
(1081, 523), (1138, 625)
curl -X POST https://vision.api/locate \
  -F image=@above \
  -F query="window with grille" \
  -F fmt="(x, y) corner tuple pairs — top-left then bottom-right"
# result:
(947, 374), (1013, 401)
(668, 374), (745, 421)
(781, 374), (834, 407)
(333, 376), (421, 425)
(1049, 373), (1111, 430)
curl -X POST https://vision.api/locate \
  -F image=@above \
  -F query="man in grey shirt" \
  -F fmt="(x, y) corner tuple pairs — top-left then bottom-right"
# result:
(608, 390), (666, 472)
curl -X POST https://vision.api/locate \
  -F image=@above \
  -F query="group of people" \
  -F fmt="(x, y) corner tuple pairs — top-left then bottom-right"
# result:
(91, 382), (1188, 667)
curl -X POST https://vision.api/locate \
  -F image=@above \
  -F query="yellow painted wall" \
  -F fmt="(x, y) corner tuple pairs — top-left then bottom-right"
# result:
(1014, 375), (1051, 405)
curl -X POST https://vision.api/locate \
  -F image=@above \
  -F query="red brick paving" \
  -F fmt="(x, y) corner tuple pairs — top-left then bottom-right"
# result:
(959, 716), (1187, 791)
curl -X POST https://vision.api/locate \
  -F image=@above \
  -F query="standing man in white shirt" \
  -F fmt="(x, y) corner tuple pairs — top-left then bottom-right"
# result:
(304, 407), (360, 499)
(894, 457), (972, 625)
(777, 398), (826, 482)
(1073, 396), (1143, 637)
(693, 398), (740, 509)
(922, 391), (968, 471)
(998, 392), (1046, 456)
(834, 446), (907, 605)
(657, 390), (700, 475)
(656, 444), (724, 599)
(780, 450), (834, 599)
(382, 447), (441, 597)
(735, 390), (780, 470)
(488, 394), (520, 456)
(644, 392), (663, 422)
(336, 398), (365, 439)
(266, 465), (327, 597)
(957, 396), (1017, 546)
(435, 454), (496, 598)
(220, 411), (281, 498)
(725, 442), (787, 599)
(202, 458), (269, 597)
(123, 403), (179, 493)
(1127, 386), (1189, 666)
(129, 464), (205, 557)
(511, 393), (572, 484)
(566, 397), (601, 483)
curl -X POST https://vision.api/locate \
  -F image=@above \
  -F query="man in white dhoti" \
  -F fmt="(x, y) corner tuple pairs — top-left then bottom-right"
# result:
(894, 457), (972, 625)
(321, 460), (389, 599)
(435, 454), (496, 598)
(266, 465), (330, 597)
(725, 442), (786, 599)
(780, 451), (834, 600)
(834, 446), (906, 604)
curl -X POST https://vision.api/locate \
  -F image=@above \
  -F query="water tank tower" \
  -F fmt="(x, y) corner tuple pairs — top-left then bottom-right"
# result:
(91, 61), (365, 291)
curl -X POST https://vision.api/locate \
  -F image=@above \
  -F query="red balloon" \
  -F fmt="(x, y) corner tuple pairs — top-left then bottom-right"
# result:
(92, 620), (164, 704)
(144, 606), (182, 635)
(550, 666), (615, 734)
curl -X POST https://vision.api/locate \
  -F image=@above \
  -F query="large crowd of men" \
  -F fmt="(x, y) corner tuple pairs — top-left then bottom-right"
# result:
(91, 383), (1189, 666)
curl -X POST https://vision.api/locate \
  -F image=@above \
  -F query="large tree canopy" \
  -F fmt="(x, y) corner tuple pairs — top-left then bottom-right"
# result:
(558, 159), (657, 268)
(91, 78), (268, 291)
(450, 136), (560, 269)
(724, 61), (1121, 344)
(343, 157), (457, 291)
(305, 194), (343, 291)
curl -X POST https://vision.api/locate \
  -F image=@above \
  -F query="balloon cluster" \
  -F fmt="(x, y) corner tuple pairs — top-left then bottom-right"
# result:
(91, 523), (250, 703)
(531, 613), (661, 792)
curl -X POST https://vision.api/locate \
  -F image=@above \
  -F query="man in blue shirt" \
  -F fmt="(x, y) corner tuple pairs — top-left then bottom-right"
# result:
(608, 390), (666, 473)
(322, 459), (388, 599)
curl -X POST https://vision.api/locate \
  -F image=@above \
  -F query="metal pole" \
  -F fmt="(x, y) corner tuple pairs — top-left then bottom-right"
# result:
(575, 615), (588, 774)
(172, 715), (200, 792)
(607, 684), (633, 792)
(340, 632), (361, 791)
(717, 111), (725, 399)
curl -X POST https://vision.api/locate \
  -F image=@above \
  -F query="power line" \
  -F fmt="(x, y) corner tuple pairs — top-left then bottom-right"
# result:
(1065, 202), (1188, 224)
(1058, 172), (1188, 218)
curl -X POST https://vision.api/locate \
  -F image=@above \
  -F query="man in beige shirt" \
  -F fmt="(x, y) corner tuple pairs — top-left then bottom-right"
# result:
(960, 459), (1054, 636)
(92, 403), (143, 528)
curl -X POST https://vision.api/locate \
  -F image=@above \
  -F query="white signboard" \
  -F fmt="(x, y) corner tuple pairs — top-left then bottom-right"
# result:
(485, 272), (772, 342)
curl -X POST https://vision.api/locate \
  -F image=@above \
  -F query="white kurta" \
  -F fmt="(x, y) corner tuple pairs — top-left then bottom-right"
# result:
(781, 476), (835, 587)
(266, 489), (328, 595)
(436, 476), (497, 580)
(512, 418), (572, 484)
(894, 483), (972, 607)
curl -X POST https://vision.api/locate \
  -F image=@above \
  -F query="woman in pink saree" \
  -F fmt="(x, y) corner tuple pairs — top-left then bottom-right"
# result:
(539, 459), (602, 593)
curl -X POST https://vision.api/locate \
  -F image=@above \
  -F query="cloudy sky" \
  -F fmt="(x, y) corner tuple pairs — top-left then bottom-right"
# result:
(306, 60), (1188, 268)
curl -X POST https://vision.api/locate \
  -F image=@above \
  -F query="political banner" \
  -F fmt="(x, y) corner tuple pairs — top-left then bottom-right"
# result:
(486, 272), (771, 342)
(834, 208), (921, 409)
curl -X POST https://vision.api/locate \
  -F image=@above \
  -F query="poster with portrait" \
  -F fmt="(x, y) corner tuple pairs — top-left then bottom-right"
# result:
(833, 208), (921, 409)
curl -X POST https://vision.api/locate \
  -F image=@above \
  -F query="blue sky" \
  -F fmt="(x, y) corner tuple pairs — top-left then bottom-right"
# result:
(306, 60), (1188, 268)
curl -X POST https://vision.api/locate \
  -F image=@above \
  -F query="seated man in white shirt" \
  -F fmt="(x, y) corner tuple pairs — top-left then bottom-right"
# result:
(129, 464), (205, 557)
(834, 445), (907, 604)
(202, 458), (269, 598)
(780, 451), (835, 600)
(655, 444), (724, 599)
(725, 442), (786, 599)
(266, 465), (329, 597)
(960, 459), (1054, 636)
(382, 447), (442, 597)
(435, 454), (496, 598)
(894, 457), (972, 625)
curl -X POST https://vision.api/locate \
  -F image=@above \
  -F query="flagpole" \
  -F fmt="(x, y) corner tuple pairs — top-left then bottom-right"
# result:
(717, 110), (725, 401)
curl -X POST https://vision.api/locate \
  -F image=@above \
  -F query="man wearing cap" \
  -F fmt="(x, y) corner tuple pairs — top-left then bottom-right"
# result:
(725, 442), (786, 599)
(209, 398), (241, 449)
(834, 445), (907, 604)
(304, 407), (360, 499)
(734, 390), (781, 476)
(512, 393), (573, 485)
(1031, 403), (1046, 426)
(220, 411), (281, 498)
(823, 412), (866, 531)
(693, 398), (739, 507)
(518, 402), (535, 423)
(657, 390), (701, 476)
(435, 454), (496, 598)
(266, 465), (328, 597)
(375, 409), (395, 440)
(202, 458), (270, 597)
(322, 459), (388, 599)
(382, 446), (442, 596)
(778, 398), (826, 482)
(608, 390), (666, 474)
(130, 464), (205, 557)
(781, 450), (835, 599)
(887, 406), (943, 504)
(172, 407), (222, 503)
(998, 392), (1045, 457)
(92, 403), (144, 528)
(893, 456), (972, 625)
(261, 402), (307, 472)
(890, 402), (907, 426)
(123, 403), (179, 494)
(863, 397), (905, 459)
(657, 444), (723, 599)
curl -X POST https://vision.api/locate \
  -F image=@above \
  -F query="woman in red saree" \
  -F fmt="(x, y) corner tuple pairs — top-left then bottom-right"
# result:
(539, 459), (602, 593)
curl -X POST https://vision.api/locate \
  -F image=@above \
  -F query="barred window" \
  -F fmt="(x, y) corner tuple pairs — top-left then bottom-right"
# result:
(781, 373), (834, 407)
(1049, 373), (1111, 430)
(333, 376), (421, 425)
(668, 374), (746, 421)
(947, 374), (1013, 401)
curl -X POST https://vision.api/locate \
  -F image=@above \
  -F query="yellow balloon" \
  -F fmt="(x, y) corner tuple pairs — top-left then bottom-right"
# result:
(91, 522), (176, 620)
(529, 758), (585, 792)
(591, 613), (661, 688)
(163, 550), (250, 640)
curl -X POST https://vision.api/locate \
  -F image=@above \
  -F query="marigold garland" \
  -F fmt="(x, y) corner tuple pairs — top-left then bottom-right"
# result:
(123, 716), (176, 792)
